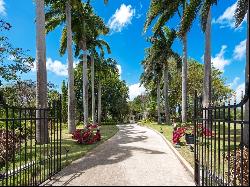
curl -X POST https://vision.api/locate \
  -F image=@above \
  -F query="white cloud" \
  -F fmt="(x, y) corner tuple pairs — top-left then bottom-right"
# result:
(229, 77), (240, 89)
(235, 82), (245, 103)
(108, 4), (135, 33)
(0, 0), (6, 15)
(116, 64), (122, 75)
(32, 58), (68, 76)
(212, 2), (246, 29)
(116, 64), (122, 79)
(212, 45), (231, 72)
(129, 83), (145, 101)
(233, 39), (246, 60)
(46, 58), (68, 76)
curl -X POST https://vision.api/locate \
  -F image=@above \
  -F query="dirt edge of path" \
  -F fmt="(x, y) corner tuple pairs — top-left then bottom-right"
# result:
(139, 124), (195, 179)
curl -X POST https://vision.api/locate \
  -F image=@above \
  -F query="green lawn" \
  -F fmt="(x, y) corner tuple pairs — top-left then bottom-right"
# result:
(0, 124), (119, 186)
(138, 121), (195, 168)
(138, 121), (245, 185)
(60, 124), (119, 168)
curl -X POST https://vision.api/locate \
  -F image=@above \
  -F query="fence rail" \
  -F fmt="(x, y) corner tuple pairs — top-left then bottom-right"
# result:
(194, 90), (249, 186)
(0, 95), (62, 186)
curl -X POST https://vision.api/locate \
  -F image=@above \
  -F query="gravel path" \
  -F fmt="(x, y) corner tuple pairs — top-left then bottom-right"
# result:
(43, 124), (195, 186)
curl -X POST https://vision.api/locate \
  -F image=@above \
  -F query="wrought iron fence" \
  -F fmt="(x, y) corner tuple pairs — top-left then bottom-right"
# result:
(0, 94), (62, 186)
(194, 90), (249, 186)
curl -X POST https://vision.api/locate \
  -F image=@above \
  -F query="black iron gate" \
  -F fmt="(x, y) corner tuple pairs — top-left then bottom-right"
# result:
(194, 90), (249, 186)
(0, 94), (62, 186)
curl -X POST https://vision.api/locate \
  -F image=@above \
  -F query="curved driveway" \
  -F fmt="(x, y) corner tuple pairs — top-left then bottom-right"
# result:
(43, 124), (195, 186)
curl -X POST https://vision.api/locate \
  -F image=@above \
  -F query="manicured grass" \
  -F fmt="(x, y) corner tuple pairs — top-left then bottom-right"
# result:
(0, 124), (119, 186)
(60, 124), (119, 168)
(138, 121), (195, 168)
(138, 121), (244, 183)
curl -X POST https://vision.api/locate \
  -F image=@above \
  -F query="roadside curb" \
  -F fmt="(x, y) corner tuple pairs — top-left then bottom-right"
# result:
(139, 124), (194, 179)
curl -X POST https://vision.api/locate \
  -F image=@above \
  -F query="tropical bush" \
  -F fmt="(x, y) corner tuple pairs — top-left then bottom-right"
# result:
(72, 124), (101, 145)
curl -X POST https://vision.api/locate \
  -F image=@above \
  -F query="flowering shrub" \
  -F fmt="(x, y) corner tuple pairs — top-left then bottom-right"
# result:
(172, 124), (214, 144)
(172, 127), (186, 144)
(72, 124), (101, 145)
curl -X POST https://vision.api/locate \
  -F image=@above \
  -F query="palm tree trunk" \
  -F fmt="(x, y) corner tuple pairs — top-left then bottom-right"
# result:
(243, 11), (249, 147)
(98, 81), (102, 125)
(203, 9), (212, 129)
(157, 78), (161, 124)
(182, 33), (188, 123)
(163, 63), (170, 124)
(35, 0), (48, 144)
(66, 1), (75, 134)
(91, 53), (96, 124)
(82, 39), (88, 127)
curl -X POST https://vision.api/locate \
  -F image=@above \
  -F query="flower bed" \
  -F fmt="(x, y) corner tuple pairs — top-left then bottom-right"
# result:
(172, 123), (214, 145)
(72, 124), (101, 145)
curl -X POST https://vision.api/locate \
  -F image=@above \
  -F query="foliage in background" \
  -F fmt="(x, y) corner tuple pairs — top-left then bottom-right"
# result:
(62, 56), (130, 124)
(0, 80), (60, 107)
(0, 20), (34, 84)
(131, 59), (233, 122)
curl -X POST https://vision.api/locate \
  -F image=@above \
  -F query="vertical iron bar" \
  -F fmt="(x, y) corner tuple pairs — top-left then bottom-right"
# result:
(59, 96), (62, 171)
(11, 108), (15, 186)
(43, 107), (46, 183)
(29, 109), (33, 186)
(5, 106), (9, 186)
(24, 109), (27, 186)
(204, 106), (207, 186)
(34, 108), (37, 185)
(50, 103), (53, 178)
(227, 99), (231, 185)
(240, 98), (243, 186)
(53, 101), (56, 175)
(218, 102), (221, 184)
(233, 98), (237, 186)
(19, 109), (22, 186)
(222, 102), (226, 185)
(214, 105), (217, 184)
(56, 101), (59, 172)
(39, 108), (42, 184)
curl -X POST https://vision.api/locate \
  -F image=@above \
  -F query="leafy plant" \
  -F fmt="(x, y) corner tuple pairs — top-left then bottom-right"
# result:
(72, 124), (101, 145)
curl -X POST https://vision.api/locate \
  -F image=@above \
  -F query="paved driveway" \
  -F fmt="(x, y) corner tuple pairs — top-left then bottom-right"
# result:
(43, 124), (195, 186)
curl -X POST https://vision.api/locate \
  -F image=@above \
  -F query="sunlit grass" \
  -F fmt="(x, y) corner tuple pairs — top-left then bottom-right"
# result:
(0, 124), (119, 186)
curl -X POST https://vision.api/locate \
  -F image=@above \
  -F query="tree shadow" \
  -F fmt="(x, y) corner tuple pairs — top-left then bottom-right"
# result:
(43, 124), (166, 186)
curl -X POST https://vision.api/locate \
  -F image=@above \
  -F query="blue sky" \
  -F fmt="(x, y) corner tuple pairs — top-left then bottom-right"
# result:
(0, 0), (247, 101)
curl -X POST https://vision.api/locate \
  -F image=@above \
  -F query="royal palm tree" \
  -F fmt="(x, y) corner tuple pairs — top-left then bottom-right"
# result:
(45, 0), (82, 133)
(149, 27), (181, 124)
(178, 1), (219, 111)
(45, 0), (108, 131)
(89, 39), (111, 125)
(234, 0), (249, 146)
(46, 1), (109, 127)
(141, 27), (180, 124)
(95, 57), (117, 125)
(144, 0), (188, 123)
(35, 0), (49, 144)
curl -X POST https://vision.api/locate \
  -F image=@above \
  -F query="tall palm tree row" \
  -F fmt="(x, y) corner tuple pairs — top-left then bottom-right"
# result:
(95, 57), (118, 125)
(35, 0), (49, 144)
(45, 0), (82, 133)
(89, 40), (111, 125)
(45, 1), (109, 128)
(144, 0), (189, 123)
(141, 26), (180, 124)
